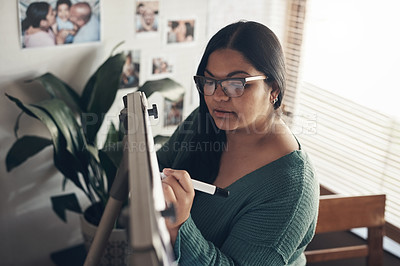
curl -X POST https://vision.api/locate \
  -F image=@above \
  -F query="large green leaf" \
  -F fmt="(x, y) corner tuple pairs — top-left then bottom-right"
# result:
(102, 122), (119, 146)
(32, 99), (96, 195)
(81, 53), (125, 112)
(6, 94), (63, 154)
(34, 73), (82, 113)
(99, 123), (124, 192)
(80, 53), (125, 144)
(53, 148), (87, 194)
(83, 144), (111, 204)
(6, 135), (52, 171)
(6, 94), (86, 194)
(138, 78), (185, 102)
(98, 149), (118, 193)
(51, 193), (82, 222)
(99, 141), (123, 193)
(13, 112), (23, 138)
(32, 99), (85, 160)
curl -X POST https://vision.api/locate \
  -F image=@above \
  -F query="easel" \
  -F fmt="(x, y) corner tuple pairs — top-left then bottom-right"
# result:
(84, 92), (175, 266)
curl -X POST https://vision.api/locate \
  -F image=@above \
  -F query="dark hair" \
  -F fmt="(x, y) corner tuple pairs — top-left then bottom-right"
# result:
(177, 21), (287, 181)
(185, 22), (194, 38)
(197, 20), (286, 110)
(21, 2), (50, 31)
(170, 21), (179, 30)
(56, 0), (72, 10)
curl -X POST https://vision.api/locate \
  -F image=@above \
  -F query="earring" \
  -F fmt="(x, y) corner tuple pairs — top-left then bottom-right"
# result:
(271, 97), (278, 104)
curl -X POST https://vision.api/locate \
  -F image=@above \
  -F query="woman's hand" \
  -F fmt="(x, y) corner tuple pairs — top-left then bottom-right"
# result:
(161, 168), (195, 244)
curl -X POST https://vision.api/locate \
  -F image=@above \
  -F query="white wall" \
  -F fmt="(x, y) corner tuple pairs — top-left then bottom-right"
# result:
(0, 0), (285, 265)
(0, 1), (208, 265)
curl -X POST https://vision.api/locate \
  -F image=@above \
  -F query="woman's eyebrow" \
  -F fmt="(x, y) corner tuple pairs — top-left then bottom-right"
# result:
(227, 70), (250, 77)
(204, 69), (250, 77)
(204, 69), (214, 77)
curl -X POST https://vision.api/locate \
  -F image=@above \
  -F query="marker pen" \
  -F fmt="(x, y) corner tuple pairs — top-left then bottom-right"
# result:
(160, 172), (229, 198)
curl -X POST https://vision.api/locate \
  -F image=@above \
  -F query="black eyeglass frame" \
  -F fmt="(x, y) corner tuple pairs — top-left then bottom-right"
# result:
(193, 75), (268, 97)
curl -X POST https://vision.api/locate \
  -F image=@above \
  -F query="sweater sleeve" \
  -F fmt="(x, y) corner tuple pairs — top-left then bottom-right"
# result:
(174, 207), (314, 265)
(174, 215), (286, 266)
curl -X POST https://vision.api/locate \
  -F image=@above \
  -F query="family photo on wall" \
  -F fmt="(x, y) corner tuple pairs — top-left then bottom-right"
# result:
(18, 0), (192, 135)
(167, 19), (195, 44)
(151, 55), (174, 76)
(19, 0), (101, 48)
(120, 50), (141, 89)
(135, 0), (159, 34)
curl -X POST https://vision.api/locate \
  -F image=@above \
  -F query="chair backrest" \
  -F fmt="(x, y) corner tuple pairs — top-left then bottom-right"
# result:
(305, 194), (386, 266)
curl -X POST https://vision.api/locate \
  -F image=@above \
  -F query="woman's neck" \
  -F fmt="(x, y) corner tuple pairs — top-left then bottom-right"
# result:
(25, 25), (49, 35)
(225, 117), (284, 150)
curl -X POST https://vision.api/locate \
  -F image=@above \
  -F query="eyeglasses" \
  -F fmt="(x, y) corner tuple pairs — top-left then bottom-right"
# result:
(193, 75), (267, 98)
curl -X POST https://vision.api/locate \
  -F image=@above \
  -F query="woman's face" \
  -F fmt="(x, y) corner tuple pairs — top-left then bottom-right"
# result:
(204, 49), (275, 133)
(40, 5), (56, 29)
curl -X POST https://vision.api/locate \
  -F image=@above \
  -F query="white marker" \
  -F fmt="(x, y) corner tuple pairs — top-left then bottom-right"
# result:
(160, 172), (229, 198)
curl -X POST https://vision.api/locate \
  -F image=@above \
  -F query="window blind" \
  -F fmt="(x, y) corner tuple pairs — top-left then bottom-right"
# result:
(295, 82), (400, 243)
(282, 0), (307, 116)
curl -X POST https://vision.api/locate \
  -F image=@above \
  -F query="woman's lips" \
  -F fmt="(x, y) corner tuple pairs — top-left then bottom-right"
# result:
(213, 108), (235, 118)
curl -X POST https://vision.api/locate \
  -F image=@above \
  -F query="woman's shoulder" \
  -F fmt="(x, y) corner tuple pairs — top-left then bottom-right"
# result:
(24, 29), (55, 47)
(241, 149), (317, 198)
(267, 149), (316, 184)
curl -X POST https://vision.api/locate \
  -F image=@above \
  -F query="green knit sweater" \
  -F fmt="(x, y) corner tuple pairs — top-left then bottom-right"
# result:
(157, 111), (319, 265)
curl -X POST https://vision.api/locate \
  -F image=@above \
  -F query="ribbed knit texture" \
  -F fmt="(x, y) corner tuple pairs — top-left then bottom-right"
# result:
(157, 110), (320, 265)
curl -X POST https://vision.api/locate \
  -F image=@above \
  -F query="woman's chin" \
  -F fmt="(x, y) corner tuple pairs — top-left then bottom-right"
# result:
(213, 118), (238, 132)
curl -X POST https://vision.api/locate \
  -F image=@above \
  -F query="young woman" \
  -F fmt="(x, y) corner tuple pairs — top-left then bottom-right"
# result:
(158, 21), (319, 265)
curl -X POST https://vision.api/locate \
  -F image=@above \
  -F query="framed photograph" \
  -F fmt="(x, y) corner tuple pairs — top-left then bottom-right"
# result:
(150, 55), (174, 77)
(18, 0), (101, 49)
(120, 50), (141, 89)
(135, 0), (159, 35)
(166, 19), (195, 44)
(164, 98), (183, 127)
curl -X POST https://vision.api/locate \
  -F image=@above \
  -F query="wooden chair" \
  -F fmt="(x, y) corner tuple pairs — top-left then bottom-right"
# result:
(305, 194), (386, 266)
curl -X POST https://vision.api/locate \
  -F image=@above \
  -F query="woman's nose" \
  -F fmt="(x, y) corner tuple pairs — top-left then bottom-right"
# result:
(212, 83), (229, 101)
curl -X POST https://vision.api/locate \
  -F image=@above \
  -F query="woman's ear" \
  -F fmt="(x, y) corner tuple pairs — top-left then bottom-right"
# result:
(269, 82), (280, 102)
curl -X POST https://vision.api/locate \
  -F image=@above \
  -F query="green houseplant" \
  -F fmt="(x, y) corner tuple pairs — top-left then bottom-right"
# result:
(5, 47), (126, 226)
(4, 45), (187, 264)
